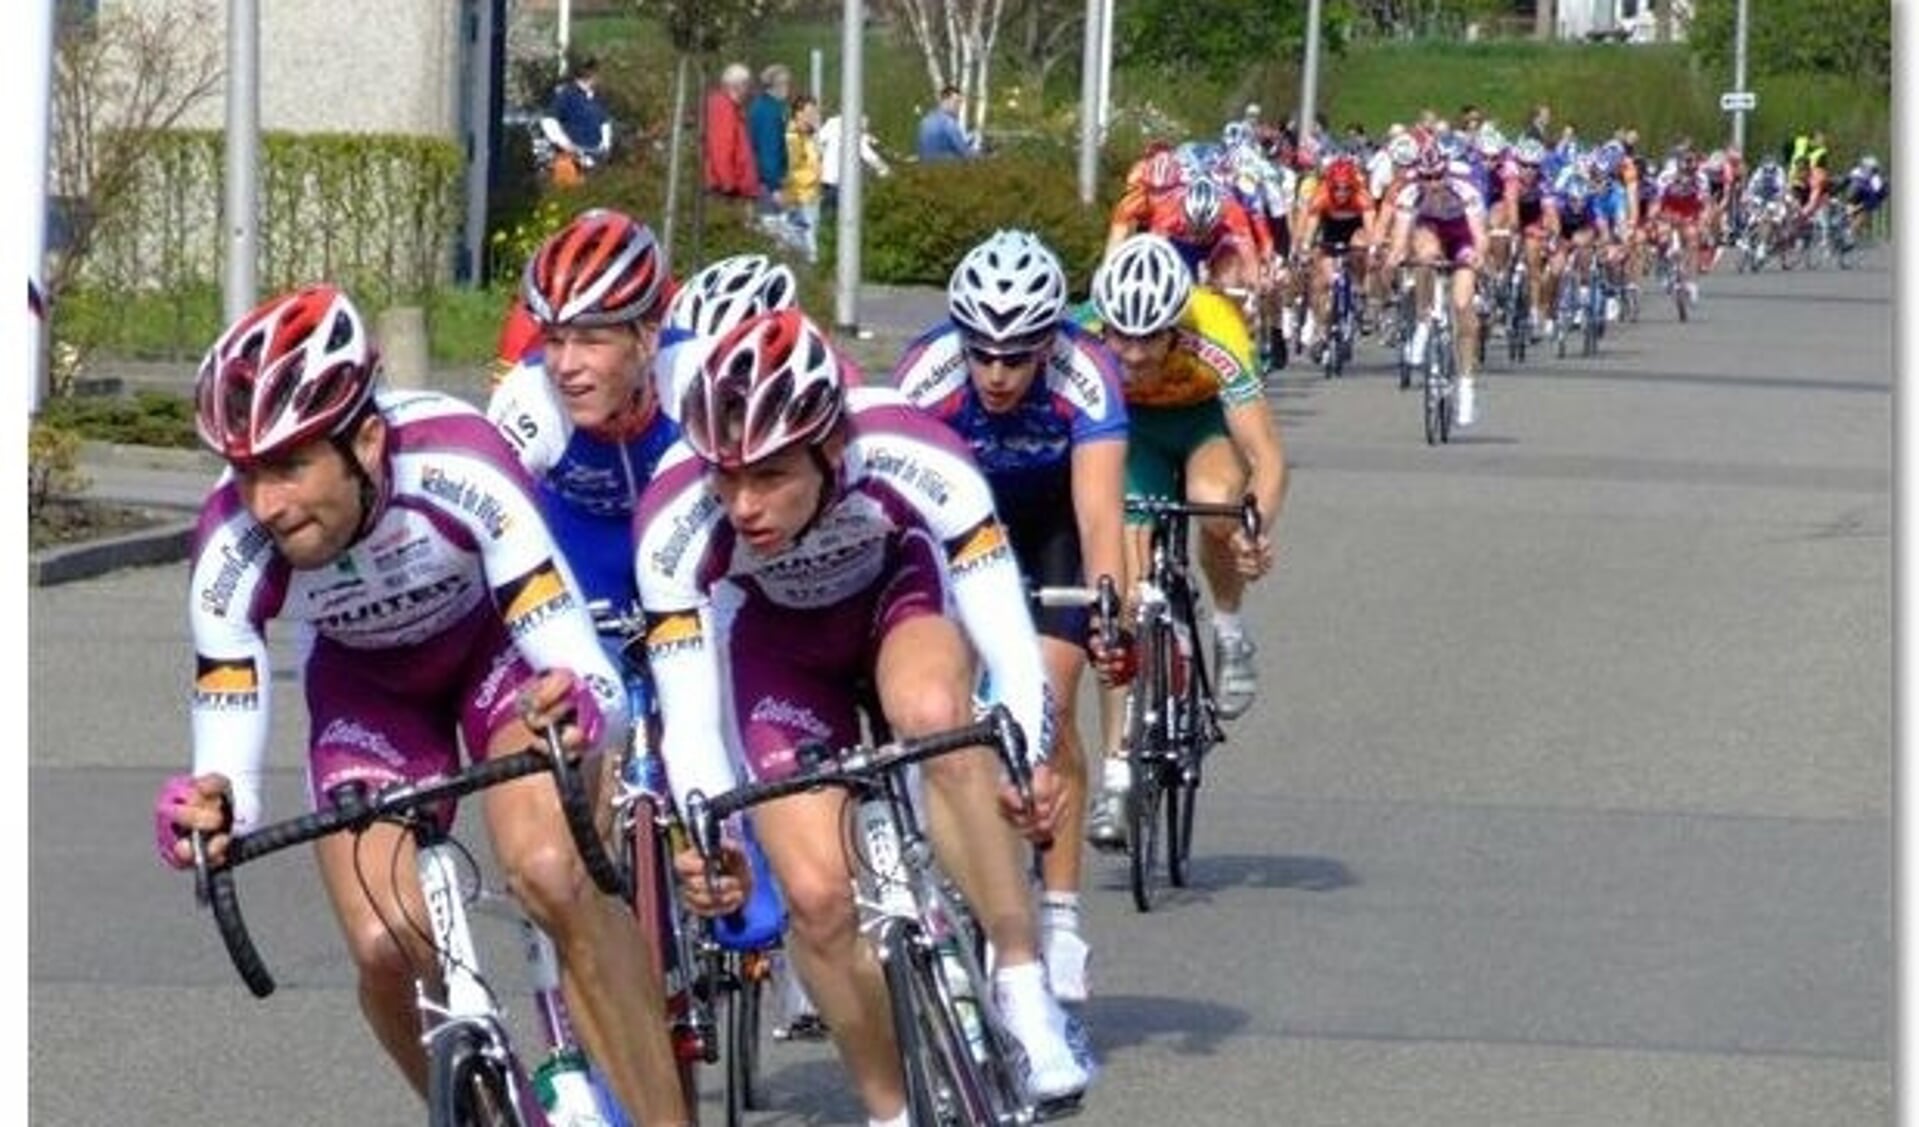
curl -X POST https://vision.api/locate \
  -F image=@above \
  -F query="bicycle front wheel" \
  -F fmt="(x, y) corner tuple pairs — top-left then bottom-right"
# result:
(878, 919), (999, 1127)
(723, 951), (768, 1124)
(429, 1028), (535, 1127)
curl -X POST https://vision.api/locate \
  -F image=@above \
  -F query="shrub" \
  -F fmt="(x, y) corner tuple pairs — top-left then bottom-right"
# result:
(36, 390), (199, 449)
(28, 422), (89, 517)
(863, 152), (1113, 293)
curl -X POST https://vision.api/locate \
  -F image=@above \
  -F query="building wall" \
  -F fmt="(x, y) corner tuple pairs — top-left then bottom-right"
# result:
(115, 0), (462, 137)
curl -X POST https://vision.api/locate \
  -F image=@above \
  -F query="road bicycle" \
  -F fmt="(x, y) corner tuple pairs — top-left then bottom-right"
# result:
(592, 603), (787, 1127)
(1501, 240), (1531, 367)
(1116, 494), (1260, 912)
(686, 707), (1056, 1126)
(190, 733), (630, 1127)
(1408, 263), (1463, 445)
(1319, 246), (1360, 380)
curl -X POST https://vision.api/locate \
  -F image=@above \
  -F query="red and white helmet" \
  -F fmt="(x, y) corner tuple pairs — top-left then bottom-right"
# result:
(522, 208), (666, 327)
(679, 309), (846, 469)
(194, 284), (380, 465)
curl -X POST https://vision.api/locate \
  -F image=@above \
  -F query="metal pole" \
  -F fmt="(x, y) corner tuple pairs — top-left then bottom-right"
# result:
(557, 0), (571, 70)
(811, 48), (824, 104)
(1297, 0), (1323, 150)
(1731, 0), (1750, 153)
(1076, 0), (1100, 205)
(661, 54), (689, 270)
(224, 0), (259, 326)
(460, 0), (497, 287)
(834, 0), (864, 334)
(27, 0), (53, 413)
(1094, 0), (1113, 138)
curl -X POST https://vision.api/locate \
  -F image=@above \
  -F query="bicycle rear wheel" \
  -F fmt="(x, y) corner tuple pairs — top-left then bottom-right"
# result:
(429, 1028), (535, 1127)
(1422, 347), (1445, 446)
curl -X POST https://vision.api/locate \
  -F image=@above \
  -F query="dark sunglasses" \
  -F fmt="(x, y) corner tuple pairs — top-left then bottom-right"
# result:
(963, 342), (1043, 368)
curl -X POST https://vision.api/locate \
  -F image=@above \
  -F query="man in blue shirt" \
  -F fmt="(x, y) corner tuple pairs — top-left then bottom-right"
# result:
(917, 85), (978, 162)
(748, 64), (792, 214)
(541, 56), (611, 187)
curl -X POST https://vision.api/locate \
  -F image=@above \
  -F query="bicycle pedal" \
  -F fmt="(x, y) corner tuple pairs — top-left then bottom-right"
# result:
(1035, 1092), (1088, 1121)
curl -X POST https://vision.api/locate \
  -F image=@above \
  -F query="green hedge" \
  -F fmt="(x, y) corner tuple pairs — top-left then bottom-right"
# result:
(862, 154), (1114, 293)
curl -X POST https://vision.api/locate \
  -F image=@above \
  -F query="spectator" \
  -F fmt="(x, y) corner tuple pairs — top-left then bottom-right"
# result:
(1524, 103), (1552, 143)
(540, 56), (612, 188)
(703, 62), (759, 209)
(748, 64), (793, 212)
(818, 110), (890, 219)
(782, 94), (825, 264)
(917, 85), (978, 162)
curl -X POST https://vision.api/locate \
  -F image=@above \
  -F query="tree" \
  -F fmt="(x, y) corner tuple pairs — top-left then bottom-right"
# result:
(1687, 0), (1890, 82)
(883, 0), (1011, 138)
(46, 0), (222, 392)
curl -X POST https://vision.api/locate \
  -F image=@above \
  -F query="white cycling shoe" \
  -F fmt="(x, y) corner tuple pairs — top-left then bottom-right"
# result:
(995, 973), (1096, 1107)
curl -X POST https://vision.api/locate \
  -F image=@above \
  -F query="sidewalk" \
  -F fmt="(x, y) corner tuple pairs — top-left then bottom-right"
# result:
(32, 284), (954, 587)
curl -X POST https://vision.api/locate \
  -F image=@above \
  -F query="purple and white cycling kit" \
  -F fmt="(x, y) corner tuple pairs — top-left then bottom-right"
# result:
(632, 386), (1050, 818)
(185, 389), (627, 832)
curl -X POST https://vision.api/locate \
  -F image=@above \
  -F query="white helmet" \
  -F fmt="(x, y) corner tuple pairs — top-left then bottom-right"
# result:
(664, 253), (797, 339)
(946, 229), (1067, 346)
(1091, 234), (1191, 336)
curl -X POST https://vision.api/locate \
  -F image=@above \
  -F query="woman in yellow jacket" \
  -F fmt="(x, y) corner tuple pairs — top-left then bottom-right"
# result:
(783, 94), (824, 264)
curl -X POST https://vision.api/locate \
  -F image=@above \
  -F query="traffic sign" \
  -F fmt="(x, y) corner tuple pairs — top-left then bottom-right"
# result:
(1720, 91), (1758, 112)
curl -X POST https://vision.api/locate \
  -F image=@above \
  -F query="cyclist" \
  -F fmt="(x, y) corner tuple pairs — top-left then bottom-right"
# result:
(1497, 137), (1561, 339)
(1648, 147), (1714, 306)
(1106, 146), (1187, 255)
(892, 229), (1130, 1004)
(1294, 151), (1378, 363)
(486, 209), (678, 610)
(1385, 138), (1492, 426)
(151, 285), (691, 1125)
(1078, 234), (1285, 847)
(637, 308), (1095, 1126)
(1841, 153), (1887, 246)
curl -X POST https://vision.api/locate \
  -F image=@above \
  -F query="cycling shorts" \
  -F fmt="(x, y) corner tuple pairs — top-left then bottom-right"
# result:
(305, 606), (538, 831)
(1317, 215), (1366, 253)
(1124, 399), (1231, 525)
(725, 530), (949, 784)
(999, 488), (1088, 646)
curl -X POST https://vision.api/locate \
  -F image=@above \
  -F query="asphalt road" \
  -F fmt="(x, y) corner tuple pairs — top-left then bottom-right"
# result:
(30, 252), (1892, 1125)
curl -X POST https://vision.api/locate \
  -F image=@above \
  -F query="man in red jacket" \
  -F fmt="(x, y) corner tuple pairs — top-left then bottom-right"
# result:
(704, 61), (759, 215)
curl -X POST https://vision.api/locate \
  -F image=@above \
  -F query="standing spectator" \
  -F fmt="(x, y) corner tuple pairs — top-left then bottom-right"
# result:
(540, 56), (612, 188)
(1524, 103), (1552, 143)
(917, 85), (978, 162)
(818, 110), (890, 221)
(748, 64), (793, 216)
(704, 62), (760, 214)
(782, 94), (825, 264)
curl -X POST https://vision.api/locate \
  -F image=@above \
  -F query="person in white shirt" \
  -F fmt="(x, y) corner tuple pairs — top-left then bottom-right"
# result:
(818, 111), (890, 219)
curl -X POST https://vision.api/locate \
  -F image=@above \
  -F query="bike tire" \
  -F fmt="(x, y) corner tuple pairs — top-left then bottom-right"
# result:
(1437, 342), (1455, 445)
(723, 953), (766, 1123)
(879, 918), (999, 1127)
(429, 1027), (535, 1127)
(1167, 685), (1204, 889)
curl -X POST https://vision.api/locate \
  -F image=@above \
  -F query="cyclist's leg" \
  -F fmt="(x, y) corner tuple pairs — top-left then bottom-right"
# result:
(305, 639), (473, 1099)
(729, 599), (907, 1120)
(475, 659), (691, 1124)
(871, 559), (1092, 1100)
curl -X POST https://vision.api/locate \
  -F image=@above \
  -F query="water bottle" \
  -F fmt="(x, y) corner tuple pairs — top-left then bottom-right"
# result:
(933, 930), (989, 1065)
(533, 1047), (615, 1127)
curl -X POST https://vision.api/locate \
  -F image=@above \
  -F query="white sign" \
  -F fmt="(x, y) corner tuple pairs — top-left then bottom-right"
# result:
(1720, 91), (1758, 112)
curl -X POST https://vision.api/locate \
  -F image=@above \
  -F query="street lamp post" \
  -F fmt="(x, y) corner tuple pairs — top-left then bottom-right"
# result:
(1297, 0), (1324, 149)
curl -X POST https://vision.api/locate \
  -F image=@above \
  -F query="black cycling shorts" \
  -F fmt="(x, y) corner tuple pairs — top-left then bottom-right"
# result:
(998, 488), (1088, 646)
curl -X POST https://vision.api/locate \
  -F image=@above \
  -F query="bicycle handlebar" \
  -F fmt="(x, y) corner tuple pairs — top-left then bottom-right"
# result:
(1028, 575), (1122, 654)
(684, 706), (1031, 870)
(193, 726), (623, 999)
(1124, 493), (1263, 542)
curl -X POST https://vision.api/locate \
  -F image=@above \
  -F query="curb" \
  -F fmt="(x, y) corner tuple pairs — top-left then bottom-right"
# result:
(31, 517), (197, 587)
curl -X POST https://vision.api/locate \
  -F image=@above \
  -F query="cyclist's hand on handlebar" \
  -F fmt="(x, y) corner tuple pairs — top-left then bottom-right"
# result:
(517, 669), (606, 757)
(672, 840), (752, 918)
(1231, 526), (1276, 579)
(154, 772), (233, 870)
(1087, 627), (1137, 687)
(998, 763), (1064, 844)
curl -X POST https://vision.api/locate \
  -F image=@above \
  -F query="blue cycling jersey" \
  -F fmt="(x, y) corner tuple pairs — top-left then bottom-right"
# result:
(890, 319), (1127, 505)
(488, 357), (681, 609)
